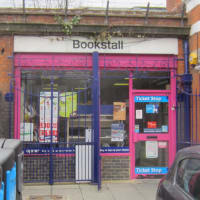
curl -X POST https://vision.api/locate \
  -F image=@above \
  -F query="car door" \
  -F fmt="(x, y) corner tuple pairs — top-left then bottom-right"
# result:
(157, 156), (200, 200)
(173, 157), (200, 200)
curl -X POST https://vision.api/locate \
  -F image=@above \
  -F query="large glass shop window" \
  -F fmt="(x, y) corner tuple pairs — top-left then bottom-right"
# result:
(135, 96), (168, 133)
(20, 70), (92, 143)
(100, 71), (129, 149)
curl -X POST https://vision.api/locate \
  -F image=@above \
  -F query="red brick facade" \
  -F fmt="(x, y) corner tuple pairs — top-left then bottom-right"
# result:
(167, 0), (182, 12)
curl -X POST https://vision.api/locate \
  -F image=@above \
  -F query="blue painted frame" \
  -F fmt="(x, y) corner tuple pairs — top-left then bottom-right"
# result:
(92, 52), (101, 189)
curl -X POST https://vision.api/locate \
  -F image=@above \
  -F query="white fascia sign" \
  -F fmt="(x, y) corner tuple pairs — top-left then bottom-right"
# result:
(14, 36), (178, 55)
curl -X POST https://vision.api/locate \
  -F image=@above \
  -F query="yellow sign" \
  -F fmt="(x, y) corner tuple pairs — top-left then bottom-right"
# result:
(59, 92), (77, 118)
(113, 102), (126, 121)
(189, 52), (197, 65)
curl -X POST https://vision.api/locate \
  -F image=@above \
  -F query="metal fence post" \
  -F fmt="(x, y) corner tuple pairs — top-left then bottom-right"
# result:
(182, 40), (192, 144)
(49, 78), (54, 185)
(92, 52), (101, 189)
(22, 0), (26, 22)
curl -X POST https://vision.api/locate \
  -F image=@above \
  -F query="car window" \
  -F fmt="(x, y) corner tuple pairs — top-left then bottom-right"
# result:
(176, 158), (200, 200)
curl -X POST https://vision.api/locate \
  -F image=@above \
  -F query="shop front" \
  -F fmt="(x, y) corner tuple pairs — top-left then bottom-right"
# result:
(14, 36), (177, 182)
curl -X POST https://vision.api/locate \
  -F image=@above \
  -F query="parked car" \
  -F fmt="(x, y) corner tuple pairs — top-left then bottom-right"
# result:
(156, 145), (200, 200)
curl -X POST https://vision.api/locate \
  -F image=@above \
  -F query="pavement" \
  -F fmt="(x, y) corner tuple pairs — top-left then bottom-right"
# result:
(22, 179), (160, 200)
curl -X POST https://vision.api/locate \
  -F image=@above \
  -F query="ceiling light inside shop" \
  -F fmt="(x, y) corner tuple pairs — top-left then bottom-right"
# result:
(124, 78), (136, 80)
(74, 88), (86, 90)
(113, 83), (129, 86)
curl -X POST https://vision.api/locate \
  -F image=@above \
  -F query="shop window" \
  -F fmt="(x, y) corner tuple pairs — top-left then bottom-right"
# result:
(100, 70), (129, 148)
(20, 70), (93, 144)
(176, 158), (200, 199)
(132, 71), (170, 90)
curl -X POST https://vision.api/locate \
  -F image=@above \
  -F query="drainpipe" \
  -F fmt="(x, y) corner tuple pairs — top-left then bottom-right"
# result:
(184, 40), (189, 74)
(181, 40), (192, 145)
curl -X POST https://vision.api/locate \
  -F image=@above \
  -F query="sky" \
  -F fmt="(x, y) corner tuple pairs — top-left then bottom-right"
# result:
(0, 0), (166, 9)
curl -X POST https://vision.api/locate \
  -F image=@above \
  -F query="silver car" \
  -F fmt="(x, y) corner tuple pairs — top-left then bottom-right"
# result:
(156, 145), (200, 200)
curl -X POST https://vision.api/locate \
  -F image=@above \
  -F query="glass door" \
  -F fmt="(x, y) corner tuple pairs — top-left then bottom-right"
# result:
(133, 91), (171, 178)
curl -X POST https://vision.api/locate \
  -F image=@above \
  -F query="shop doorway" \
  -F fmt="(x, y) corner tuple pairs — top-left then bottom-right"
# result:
(133, 91), (170, 178)
(130, 71), (176, 178)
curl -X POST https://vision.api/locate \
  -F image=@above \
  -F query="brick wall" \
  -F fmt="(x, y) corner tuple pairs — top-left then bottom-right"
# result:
(0, 36), (13, 138)
(101, 156), (130, 180)
(0, 8), (186, 27)
(166, 0), (182, 12)
(187, 3), (200, 64)
(177, 39), (185, 75)
(187, 3), (200, 85)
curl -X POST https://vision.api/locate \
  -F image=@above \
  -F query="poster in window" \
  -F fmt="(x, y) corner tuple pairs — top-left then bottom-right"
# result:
(136, 110), (143, 119)
(20, 123), (33, 141)
(39, 91), (58, 142)
(162, 125), (168, 132)
(158, 141), (167, 149)
(59, 92), (77, 118)
(135, 124), (140, 133)
(147, 121), (157, 129)
(113, 102), (126, 121)
(85, 129), (92, 142)
(111, 123), (125, 142)
(146, 104), (159, 114)
(146, 141), (158, 158)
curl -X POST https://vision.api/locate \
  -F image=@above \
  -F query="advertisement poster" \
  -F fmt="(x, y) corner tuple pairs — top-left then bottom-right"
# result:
(113, 102), (126, 121)
(158, 141), (168, 149)
(146, 141), (158, 158)
(85, 129), (92, 142)
(146, 104), (159, 113)
(20, 123), (33, 141)
(135, 124), (140, 133)
(111, 123), (125, 142)
(39, 91), (58, 142)
(162, 125), (168, 132)
(59, 92), (77, 118)
(147, 121), (157, 129)
(136, 110), (143, 119)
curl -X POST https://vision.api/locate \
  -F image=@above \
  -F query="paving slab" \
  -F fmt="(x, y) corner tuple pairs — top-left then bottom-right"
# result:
(22, 179), (160, 200)
(79, 184), (114, 200)
(107, 183), (145, 200)
(29, 195), (63, 200)
(133, 179), (160, 200)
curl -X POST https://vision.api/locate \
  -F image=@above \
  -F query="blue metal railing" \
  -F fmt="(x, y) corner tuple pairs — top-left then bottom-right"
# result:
(177, 79), (200, 151)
